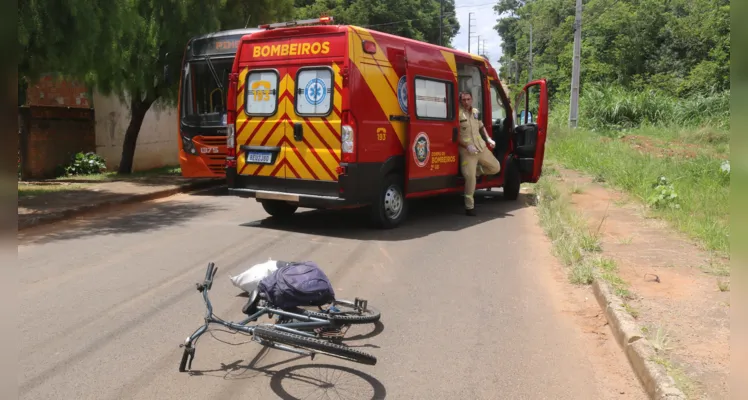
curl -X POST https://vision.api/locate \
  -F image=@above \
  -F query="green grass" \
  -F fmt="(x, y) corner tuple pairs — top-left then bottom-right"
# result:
(544, 126), (729, 257)
(18, 183), (89, 198)
(550, 84), (730, 132)
(54, 165), (182, 181)
(651, 354), (700, 399)
(19, 166), (183, 198)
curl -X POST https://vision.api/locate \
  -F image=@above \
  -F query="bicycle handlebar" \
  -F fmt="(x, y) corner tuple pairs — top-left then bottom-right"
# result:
(197, 262), (218, 293)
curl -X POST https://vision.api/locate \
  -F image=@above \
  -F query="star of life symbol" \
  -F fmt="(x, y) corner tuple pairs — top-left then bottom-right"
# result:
(305, 78), (327, 106)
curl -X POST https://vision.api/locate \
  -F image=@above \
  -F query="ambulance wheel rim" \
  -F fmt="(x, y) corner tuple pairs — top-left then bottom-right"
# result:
(383, 185), (403, 220)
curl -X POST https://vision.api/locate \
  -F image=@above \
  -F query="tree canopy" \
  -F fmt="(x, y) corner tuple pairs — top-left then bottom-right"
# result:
(494, 0), (730, 100)
(18, 0), (459, 173)
(293, 0), (460, 47)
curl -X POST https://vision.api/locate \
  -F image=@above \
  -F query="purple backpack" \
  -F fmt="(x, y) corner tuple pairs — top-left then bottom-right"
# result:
(258, 261), (335, 310)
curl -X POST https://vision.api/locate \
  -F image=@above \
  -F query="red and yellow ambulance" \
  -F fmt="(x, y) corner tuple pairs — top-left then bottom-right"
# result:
(225, 16), (548, 229)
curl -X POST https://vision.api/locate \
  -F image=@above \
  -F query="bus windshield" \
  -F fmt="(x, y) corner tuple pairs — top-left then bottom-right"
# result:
(180, 57), (234, 127)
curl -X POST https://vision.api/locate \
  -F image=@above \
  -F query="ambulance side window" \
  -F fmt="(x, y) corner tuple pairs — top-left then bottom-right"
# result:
(295, 67), (334, 117)
(414, 77), (454, 121)
(245, 69), (279, 116)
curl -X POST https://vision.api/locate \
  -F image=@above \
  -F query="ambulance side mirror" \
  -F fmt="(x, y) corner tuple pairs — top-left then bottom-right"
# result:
(518, 110), (533, 125)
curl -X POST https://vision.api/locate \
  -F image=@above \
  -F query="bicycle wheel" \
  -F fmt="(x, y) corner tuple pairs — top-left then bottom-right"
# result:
(294, 299), (381, 324)
(253, 326), (377, 366)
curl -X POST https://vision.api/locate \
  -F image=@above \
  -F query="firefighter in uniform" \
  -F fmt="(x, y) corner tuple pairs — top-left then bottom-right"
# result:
(458, 91), (501, 216)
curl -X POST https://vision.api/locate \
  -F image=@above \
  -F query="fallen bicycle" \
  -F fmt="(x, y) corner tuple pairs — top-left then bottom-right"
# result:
(178, 262), (381, 372)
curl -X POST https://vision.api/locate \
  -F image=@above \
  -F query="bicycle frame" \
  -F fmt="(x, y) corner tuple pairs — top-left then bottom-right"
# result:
(179, 262), (346, 371)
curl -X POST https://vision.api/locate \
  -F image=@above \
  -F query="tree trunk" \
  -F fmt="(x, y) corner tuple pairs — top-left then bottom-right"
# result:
(117, 93), (157, 174)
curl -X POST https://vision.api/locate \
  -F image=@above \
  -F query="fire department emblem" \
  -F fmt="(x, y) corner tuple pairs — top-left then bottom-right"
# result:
(397, 75), (408, 113)
(413, 132), (430, 168)
(305, 78), (327, 106)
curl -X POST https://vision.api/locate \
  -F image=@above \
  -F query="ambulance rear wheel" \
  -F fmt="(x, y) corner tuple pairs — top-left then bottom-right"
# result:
(371, 174), (407, 229)
(261, 200), (298, 218)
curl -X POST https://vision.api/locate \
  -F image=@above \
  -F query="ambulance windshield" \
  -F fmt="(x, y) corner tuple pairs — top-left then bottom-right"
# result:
(180, 57), (234, 127)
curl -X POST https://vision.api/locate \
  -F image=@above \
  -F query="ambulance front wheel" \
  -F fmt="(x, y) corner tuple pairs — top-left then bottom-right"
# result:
(503, 158), (521, 201)
(261, 200), (298, 218)
(371, 173), (407, 229)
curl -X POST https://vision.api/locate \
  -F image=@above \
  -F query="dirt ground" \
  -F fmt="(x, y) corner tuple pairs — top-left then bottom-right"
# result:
(554, 168), (730, 399)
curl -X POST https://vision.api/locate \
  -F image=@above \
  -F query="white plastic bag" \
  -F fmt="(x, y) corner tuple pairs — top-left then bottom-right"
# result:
(229, 259), (278, 293)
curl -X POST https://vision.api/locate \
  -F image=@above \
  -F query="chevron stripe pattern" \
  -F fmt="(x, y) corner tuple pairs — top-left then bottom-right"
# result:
(235, 64), (343, 181)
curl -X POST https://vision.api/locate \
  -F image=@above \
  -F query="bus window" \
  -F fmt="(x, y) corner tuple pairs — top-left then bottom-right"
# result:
(180, 57), (233, 127)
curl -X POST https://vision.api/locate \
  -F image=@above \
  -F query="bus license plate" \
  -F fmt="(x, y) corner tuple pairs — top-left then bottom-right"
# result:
(246, 151), (272, 164)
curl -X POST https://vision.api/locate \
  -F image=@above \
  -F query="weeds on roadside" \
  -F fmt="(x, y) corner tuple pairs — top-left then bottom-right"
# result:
(546, 126), (729, 257)
(533, 175), (628, 288)
(646, 324), (701, 398)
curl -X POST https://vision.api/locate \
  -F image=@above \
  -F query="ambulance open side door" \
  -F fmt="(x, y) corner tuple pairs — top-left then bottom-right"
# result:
(403, 53), (460, 194)
(513, 79), (548, 183)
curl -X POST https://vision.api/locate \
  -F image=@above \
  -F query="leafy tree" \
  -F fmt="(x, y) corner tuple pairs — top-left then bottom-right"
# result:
(493, 0), (730, 101)
(85, 0), (231, 174)
(18, 0), (122, 82)
(19, 0), (295, 174)
(220, 0), (295, 30)
(294, 0), (460, 47)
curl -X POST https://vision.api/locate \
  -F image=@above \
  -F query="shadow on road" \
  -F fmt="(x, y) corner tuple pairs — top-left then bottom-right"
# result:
(269, 363), (386, 400)
(18, 200), (225, 246)
(188, 342), (387, 399)
(240, 190), (535, 241)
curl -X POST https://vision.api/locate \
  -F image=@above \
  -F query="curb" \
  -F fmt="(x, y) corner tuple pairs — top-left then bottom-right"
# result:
(18, 179), (224, 231)
(591, 275), (687, 400)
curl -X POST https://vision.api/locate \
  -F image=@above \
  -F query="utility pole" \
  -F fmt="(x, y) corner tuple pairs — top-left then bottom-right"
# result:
(569, 0), (582, 128)
(468, 13), (476, 53)
(529, 23), (533, 81)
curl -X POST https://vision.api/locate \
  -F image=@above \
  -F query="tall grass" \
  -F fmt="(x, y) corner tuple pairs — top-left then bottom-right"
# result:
(546, 127), (730, 256)
(549, 84), (730, 132)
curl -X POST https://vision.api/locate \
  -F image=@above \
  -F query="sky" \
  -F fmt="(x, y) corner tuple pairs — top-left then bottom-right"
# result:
(450, 0), (504, 64)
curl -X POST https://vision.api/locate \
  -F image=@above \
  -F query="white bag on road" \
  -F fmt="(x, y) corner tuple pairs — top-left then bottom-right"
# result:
(229, 259), (278, 293)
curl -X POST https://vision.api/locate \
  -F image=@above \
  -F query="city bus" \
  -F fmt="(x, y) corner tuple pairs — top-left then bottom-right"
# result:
(176, 28), (261, 177)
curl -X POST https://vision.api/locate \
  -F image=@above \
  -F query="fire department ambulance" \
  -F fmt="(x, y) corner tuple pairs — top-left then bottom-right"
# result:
(225, 16), (548, 229)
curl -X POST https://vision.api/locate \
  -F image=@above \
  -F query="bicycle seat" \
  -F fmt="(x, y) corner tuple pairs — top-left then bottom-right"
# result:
(242, 288), (262, 316)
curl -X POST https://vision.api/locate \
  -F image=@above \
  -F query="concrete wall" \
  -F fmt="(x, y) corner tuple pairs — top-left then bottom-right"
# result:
(93, 92), (180, 172)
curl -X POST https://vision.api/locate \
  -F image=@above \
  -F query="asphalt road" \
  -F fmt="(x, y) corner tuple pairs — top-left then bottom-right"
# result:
(18, 187), (644, 400)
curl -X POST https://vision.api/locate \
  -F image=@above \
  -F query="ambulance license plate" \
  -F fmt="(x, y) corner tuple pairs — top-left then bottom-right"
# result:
(246, 151), (272, 164)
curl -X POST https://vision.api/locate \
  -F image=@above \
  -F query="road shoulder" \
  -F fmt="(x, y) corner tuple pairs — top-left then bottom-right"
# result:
(530, 166), (729, 399)
(519, 187), (650, 399)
